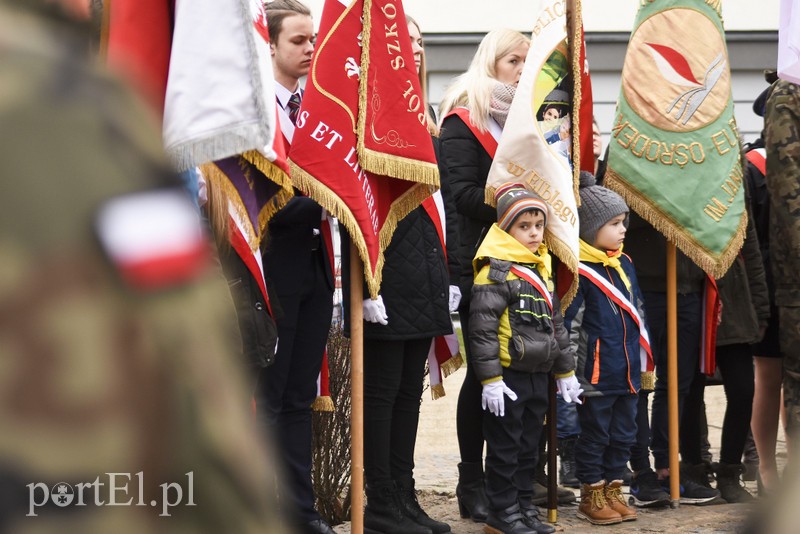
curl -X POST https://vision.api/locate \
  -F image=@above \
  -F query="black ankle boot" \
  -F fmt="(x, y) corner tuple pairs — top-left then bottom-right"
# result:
(395, 477), (451, 533)
(364, 484), (432, 534)
(456, 462), (489, 522)
(485, 503), (536, 534)
(712, 462), (754, 503)
(558, 437), (579, 488)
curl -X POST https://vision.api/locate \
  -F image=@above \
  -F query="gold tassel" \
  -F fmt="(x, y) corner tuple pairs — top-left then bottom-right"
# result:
(641, 371), (656, 392)
(439, 353), (464, 378)
(604, 168), (747, 279)
(430, 383), (446, 400)
(311, 395), (335, 412)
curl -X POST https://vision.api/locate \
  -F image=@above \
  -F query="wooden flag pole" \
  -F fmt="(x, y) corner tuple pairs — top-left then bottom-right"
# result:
(547, 374), (558, 523)
(666, 242), (680, 507)
(350, 245), (365, 533)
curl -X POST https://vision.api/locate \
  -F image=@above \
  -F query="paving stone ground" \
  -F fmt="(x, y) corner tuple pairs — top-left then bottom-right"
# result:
(333, 366), (789, 533)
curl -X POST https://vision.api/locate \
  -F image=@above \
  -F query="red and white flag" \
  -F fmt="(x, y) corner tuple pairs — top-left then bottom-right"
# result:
(163, 0), (290, 183)
(288, 0), (439, 297)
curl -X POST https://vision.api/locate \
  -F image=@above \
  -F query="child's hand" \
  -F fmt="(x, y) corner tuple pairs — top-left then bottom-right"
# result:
(556, 375), (584, 404)
(481, 380), (518, 417)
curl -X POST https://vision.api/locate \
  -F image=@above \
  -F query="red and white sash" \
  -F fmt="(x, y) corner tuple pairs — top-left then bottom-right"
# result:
(509, 264), (553, 313)
(445, 107), (499, 158)
(578, 263), (655, 373)
(421, 190), (463, 399)
(700, 276), (720, 376)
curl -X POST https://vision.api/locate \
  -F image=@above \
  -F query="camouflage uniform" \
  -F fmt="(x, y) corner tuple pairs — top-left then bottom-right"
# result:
(764, 78), (800, 450)
(0, 2), (288, 532)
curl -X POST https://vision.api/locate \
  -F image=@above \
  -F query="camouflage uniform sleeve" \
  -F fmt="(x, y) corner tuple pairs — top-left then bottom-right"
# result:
(765, 80), (800, 307)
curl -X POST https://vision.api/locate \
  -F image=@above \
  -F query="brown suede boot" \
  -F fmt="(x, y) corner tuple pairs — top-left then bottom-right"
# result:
(604, 480), (637, 521)
(577, 481), (623, 525)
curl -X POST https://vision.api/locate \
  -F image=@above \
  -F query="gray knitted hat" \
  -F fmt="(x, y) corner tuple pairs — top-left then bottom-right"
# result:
(578, 171), (629, 245)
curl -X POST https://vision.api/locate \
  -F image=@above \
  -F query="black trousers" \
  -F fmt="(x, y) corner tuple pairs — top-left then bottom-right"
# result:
(363, 337), (431, 489)
(681, 343), (755, 465)
(483, 369), (548, 512)
(256, 251), (333, 523)
(456, 306), (485, 464)
(629, 291), (702, 470)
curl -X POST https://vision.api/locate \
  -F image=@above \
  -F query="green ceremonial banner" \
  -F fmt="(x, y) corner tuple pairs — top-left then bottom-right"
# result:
(605, 0), (745, 278)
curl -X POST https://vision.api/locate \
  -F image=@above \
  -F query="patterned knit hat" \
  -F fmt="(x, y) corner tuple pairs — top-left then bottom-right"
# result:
(495, 182), (548, 231)
(578, 171), (629, 245)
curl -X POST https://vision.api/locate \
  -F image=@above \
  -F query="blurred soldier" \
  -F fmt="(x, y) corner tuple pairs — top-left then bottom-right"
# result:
(0, 1), (288, 532)
(764, 77), (800, 462)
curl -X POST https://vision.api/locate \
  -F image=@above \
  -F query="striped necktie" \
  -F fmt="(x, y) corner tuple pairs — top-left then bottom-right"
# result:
(287, 92), (302, 125)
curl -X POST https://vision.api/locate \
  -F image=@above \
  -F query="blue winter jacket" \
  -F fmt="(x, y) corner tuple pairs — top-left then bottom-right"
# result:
(564, 254), (648, 397)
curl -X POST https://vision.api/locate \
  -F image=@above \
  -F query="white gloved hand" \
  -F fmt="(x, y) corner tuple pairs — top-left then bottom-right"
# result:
(481, 380), (518, 417)
(448, 285), (462, 312)
(362, 296), (388, 325)
(556, 374), (584, 404)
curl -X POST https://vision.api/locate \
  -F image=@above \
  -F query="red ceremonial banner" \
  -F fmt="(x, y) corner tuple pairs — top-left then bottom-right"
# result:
(289, 0), (438, 297)
(357, 0), (439, 183)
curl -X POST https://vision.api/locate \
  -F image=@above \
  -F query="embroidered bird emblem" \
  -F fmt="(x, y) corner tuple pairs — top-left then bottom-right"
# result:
(645, 43), (725, 125)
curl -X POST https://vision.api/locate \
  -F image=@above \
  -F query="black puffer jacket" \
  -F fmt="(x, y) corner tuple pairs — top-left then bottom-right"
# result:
(439, 113), (496, 304)
(342, 137), (457, 340)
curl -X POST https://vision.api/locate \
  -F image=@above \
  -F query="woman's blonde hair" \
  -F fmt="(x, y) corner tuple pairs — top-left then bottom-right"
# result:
(438, 29), (529, 132)
(406, 15), (439, 136)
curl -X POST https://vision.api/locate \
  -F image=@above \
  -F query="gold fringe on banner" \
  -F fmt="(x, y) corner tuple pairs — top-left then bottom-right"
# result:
(355, 0), (441, 186)
(199, 162), (261, 252)
(360, 149), (441, 186)
(569, 0), (583, 203)
(440, 353), (464, 379)
(431, 383), (446, 400)
(241, 150), (296, 240)
(289, 160), (433, 298)
(545, 234), (579, 311)
(312, 395), (335, 412)
(605, 168), (747, 279)
(485, 186), (498, 207)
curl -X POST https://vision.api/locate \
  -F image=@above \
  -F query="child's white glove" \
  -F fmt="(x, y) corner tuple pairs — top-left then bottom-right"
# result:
(362, 296), (388, 325)
(448, 285), (462, 312)
(556, 375), (584, 404)
(481, 380), (518, 417)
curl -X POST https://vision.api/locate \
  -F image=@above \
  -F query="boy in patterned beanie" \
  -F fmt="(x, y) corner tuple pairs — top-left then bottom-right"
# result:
(468, 182), (579, 534)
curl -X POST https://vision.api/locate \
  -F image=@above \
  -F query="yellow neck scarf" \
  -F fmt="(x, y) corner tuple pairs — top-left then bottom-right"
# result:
(518, 243), (553, 292)
(579, 239), (631, 292)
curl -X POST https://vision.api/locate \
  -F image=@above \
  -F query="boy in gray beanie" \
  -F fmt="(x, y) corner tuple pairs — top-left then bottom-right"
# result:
(564, 172), (656, 525)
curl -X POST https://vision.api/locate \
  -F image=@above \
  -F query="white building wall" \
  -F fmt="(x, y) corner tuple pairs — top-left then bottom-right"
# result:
(298, 1), (779, 144)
